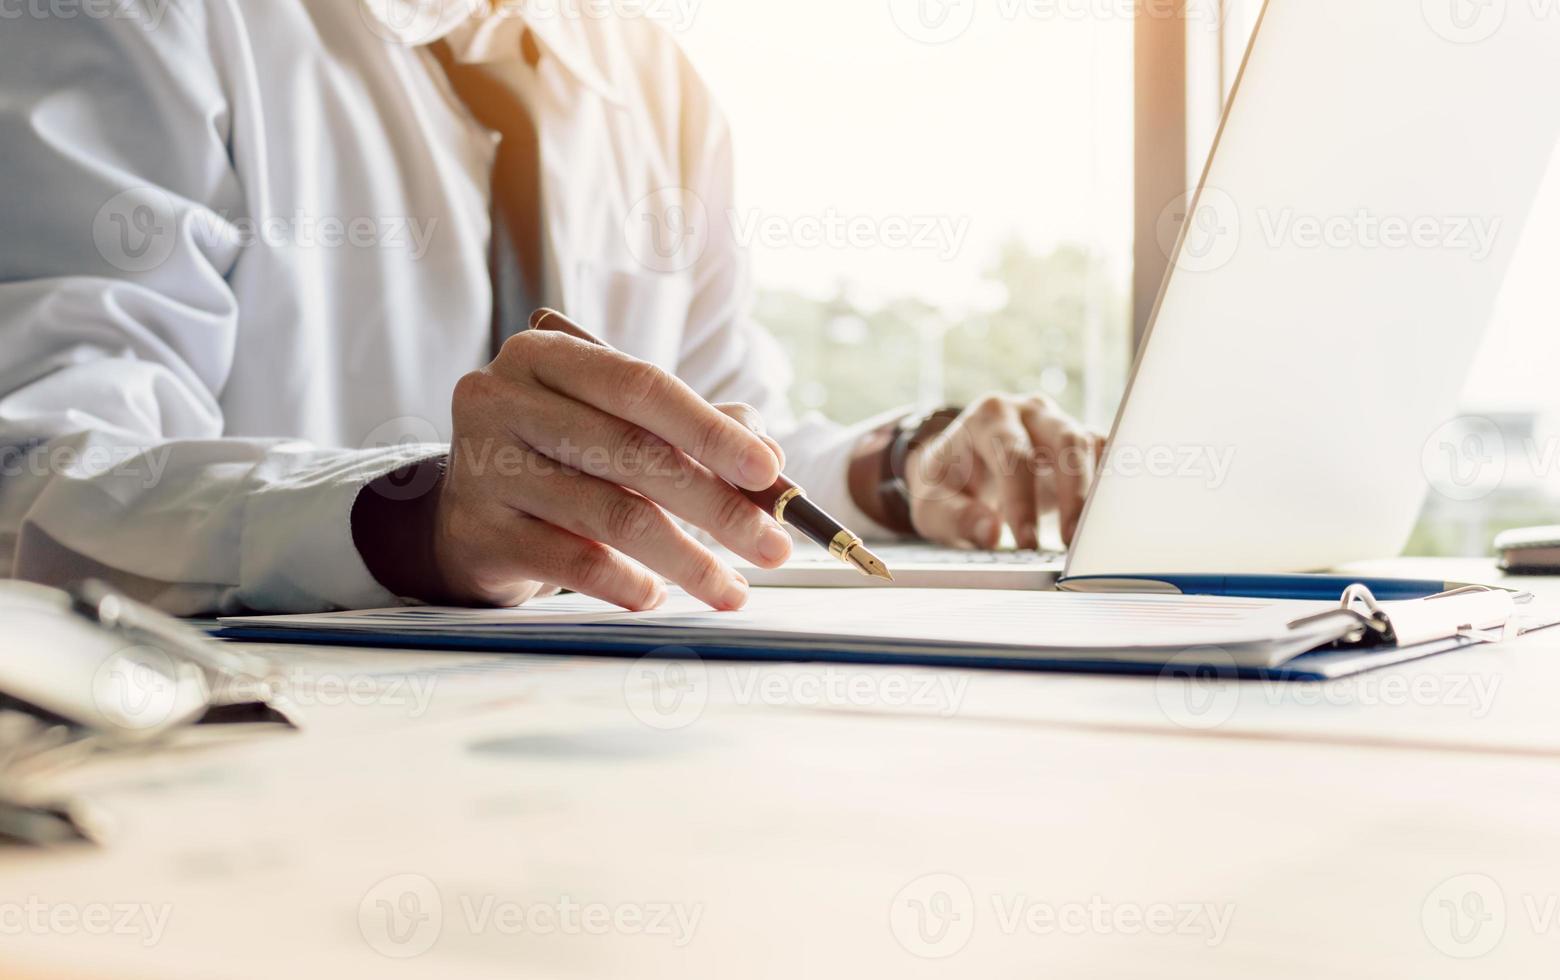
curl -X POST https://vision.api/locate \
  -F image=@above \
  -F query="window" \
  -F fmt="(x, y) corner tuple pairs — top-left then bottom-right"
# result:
(676, 2), (1134, 430)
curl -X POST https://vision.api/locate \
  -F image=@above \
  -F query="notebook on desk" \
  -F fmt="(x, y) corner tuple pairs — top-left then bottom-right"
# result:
(219, 585), (1557, 681)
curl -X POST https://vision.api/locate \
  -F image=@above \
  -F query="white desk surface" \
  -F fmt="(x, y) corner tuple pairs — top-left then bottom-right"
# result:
(9, 558), (1560, 978)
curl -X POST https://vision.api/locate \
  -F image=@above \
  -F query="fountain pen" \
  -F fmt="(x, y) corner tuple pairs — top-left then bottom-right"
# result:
(528, 308), (893, 581)
(742, 477), (893, 581)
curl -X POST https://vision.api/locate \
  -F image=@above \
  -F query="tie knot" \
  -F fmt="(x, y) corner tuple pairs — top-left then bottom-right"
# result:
(426, 27), (542, 72)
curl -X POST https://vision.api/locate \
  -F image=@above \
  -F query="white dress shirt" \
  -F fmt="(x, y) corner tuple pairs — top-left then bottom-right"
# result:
(0, 0), (885, 614)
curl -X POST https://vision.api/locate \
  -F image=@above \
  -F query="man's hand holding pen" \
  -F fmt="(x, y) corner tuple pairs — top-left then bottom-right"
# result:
(353, 316), (794, 612)
(354, 309), (1099, 612)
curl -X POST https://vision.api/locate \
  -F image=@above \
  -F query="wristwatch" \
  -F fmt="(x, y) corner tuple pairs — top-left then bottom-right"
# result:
(877, 406), (963, 535)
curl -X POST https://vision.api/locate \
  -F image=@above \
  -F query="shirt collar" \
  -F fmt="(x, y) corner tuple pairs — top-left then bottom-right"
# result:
(362, 0), (626, 106)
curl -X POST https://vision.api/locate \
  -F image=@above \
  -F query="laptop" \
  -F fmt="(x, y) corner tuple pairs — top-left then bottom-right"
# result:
(744, 0), (1560, 591)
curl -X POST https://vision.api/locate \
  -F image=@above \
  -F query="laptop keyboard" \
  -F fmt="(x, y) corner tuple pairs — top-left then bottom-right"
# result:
(868, 544), (1066, 565)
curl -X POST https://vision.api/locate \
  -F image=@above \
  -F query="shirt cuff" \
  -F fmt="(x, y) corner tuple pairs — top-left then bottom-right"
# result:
(238, 443), (447, 612)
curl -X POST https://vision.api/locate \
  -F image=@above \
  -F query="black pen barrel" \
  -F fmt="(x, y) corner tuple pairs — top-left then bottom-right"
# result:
(741, 477), (856, 558)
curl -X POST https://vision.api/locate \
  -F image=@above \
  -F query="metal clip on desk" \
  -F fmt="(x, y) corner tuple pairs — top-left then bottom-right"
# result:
(0, 580), (301, 847)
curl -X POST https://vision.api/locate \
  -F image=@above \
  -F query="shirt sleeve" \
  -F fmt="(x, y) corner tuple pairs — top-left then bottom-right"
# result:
(664, 49), (903, 540)
(0, 0), (436, 615)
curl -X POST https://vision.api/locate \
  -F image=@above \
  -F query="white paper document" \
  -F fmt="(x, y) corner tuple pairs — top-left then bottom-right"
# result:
(222, 587), (1483, 672)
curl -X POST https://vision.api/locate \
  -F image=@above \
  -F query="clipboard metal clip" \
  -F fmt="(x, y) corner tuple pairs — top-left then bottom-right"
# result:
(1286, 583), (1527, 648)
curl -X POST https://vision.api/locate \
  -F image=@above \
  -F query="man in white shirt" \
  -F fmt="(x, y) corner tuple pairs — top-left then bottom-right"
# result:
(0, 0), (1098, 614)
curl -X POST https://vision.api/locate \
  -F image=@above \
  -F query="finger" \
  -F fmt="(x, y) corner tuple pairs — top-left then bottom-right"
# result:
(912, 492), (1004, 550)
(913, 426), (995, 509)
(507, 455), (751, 610)
(496, 331), (781, 491)
(1020, 403), (1096, 545)
(716, 402), (763, 431)
(508, 395), (793, 569)
(964, 400), (1042, 549)
(522, 315), (785, 484)
(505, 512), (667, 611)
(717, 402), (786, 469)
(906, 426), (1000, 549)
(529, 308), (607, 346)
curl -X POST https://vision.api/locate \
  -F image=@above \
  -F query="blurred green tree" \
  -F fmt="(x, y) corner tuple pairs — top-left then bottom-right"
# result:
(754, 239), (1129, 426)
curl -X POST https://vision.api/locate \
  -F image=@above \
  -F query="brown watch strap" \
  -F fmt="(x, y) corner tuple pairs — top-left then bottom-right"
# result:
(877, 406), (963, 535)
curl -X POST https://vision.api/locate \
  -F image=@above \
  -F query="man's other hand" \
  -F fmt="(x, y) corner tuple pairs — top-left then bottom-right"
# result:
(905, 394), (1103, 550)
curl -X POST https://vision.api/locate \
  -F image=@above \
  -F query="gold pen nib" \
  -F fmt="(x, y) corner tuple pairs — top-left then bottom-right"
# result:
(842, 542), (894, 582)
